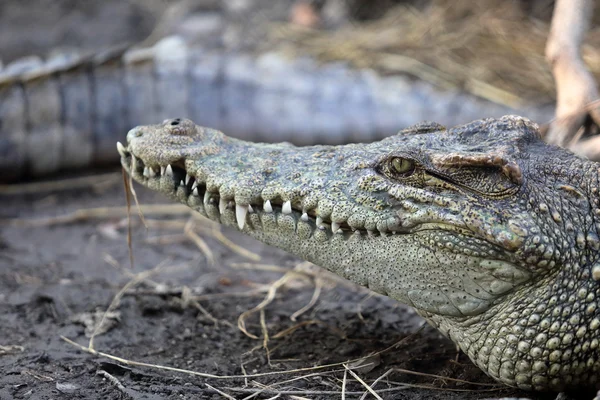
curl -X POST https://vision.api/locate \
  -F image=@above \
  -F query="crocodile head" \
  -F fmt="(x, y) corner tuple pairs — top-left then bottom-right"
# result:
(120, 116), (600, 391)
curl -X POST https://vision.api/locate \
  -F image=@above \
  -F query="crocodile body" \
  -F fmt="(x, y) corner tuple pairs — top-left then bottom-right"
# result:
(0, 36), (551, 182)
(120, 116), (600, 392)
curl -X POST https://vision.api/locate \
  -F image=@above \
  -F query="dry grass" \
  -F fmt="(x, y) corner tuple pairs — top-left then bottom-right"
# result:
(271, 0), (600, 107)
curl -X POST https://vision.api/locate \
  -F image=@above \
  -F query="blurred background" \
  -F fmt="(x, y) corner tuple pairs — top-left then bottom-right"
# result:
(3, 0), (598, 101)
(2, 0), (600, 180)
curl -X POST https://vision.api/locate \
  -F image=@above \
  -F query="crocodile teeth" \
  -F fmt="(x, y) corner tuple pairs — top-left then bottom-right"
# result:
(179, 179), (185, 187)
(192, 187), (199, 196)
(282, 200), (292, 215)
(219, 198), (227, 214)
(185, 174), (192, 185)
(203, 191), (211, 204)
(264, 200), (273, 213)
(141, 166), (155, 178)
(160, 166), (166, 175)
(236, 204), (248, 230)
(191, 181), (198, 191)
(131, 154), (138, 170)
(316, 216), (323, 227)
(331, 222), (341, 233)
(116, 142), (127, 158)
(301, 212), (309, 222)
(165, 164), (173, 177)
(248, 205), (254, 213)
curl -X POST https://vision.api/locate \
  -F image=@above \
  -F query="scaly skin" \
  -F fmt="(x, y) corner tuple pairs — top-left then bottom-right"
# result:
(119, 116), (600, 391)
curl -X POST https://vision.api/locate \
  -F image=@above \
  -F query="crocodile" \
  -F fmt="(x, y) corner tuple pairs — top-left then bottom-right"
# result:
(119, 115), (600, 391)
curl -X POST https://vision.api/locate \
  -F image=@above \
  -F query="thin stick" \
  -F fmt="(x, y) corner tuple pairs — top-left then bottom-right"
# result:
(237, 272), (297, 339)
(230, 263), (289, 273)
(271, 320), (347, 340)
(206, 384), (236, 400)
(392, 367), (498, 386)
(290, 276), (322, 321)
(128, 158), (148, 229)
(206, 226), (261, 261)
(344, 364), (384, 400)
(341, 368), (347, 400)
(184, 225), (215, 265)
(0, 172), (120, 195)
(61, 336), (395, 380)
(123, 168), (135, 270)
(260, 309), (271, 365)
(359, 368), (393, 400)
(1, 204), (190, 227)
(224, 387), (410, 396)
(97, 370), (127, 393)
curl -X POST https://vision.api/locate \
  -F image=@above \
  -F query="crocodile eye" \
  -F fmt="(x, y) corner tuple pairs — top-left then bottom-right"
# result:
(390, 157), (415, 177)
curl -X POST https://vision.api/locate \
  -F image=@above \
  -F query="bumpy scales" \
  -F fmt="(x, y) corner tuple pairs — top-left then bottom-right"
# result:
(120, 116), (600, 391)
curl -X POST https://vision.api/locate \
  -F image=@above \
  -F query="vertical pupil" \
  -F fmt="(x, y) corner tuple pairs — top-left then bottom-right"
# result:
(393, 158), (413, 174)
(396, 159), (405, 171)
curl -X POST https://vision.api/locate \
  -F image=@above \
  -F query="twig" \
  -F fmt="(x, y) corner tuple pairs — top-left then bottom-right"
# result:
(0, 345), (25, 355)
(290, 276), (323, 321)
(61, 336), (395, 380)
(230, 263), (289, 273)
(260, 309), (272, 365)
(97, 370), (127, 393)
(359, 368), (393, 400)
(128, 159), (148, 229)
(183, 221), (215, 265)
(183, 286), (233, 328)
(341, 368), (347, 400)
(21, 369), (54, 382)
(343, 364), (384, 400)
(206, 383), (236, 399)
(224, 387), (410, 396)
(202, 226), (261, 261)
(271, 320), (347, 340)
(123, 168), (135, 269)
(237, 272), (297, 339)
(0, 172), (120, 195)
(1, 204), (190, 227)
(392, 367), (499, 386)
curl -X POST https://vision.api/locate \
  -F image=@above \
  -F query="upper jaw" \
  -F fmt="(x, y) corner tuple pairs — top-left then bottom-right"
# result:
(117, 140), (426, 236)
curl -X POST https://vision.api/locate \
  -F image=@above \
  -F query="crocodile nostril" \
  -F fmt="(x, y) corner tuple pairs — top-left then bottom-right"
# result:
(126, 127), (143, 143)
(170, 118), (181, 126)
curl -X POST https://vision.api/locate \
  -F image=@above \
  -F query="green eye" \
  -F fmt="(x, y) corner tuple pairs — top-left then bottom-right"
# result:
(391, 157), (415, 176)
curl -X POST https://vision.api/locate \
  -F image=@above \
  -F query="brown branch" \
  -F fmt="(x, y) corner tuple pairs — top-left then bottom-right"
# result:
(545, 0), (600, 147)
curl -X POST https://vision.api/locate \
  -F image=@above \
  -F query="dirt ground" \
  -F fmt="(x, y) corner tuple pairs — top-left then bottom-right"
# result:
(0, 172), (557, 400)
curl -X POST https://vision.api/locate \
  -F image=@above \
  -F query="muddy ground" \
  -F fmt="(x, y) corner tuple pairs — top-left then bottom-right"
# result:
(0, 172), (557, 400)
